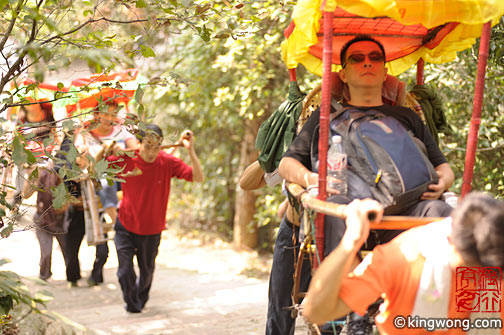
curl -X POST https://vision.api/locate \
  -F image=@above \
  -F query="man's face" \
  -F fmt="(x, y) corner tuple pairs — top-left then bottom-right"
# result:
(97, 105), (119, 130)
(139, 134), (162, 163)
(339, 41), (387, 89)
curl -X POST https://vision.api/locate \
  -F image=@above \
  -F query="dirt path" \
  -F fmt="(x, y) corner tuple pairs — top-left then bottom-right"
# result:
(0, 207), (310, 335)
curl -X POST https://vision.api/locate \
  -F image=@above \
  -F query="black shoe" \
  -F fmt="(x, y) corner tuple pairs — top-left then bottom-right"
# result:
(319, 322), (343, 334)
(346, 312), (373, 335)
(87, 278), (100, 287)
(124, 305), (141, 313)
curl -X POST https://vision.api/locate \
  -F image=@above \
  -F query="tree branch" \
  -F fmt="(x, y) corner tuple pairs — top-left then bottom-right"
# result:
(0, 0), (24, 52)
(40, 14), (197, 47)
(0, 10), (38, 101)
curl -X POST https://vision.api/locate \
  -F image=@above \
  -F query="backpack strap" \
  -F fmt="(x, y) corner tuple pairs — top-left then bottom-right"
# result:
(330, 98), (346, 121)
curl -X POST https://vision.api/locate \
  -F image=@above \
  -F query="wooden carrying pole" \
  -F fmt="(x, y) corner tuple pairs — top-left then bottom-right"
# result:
(287, 183), (445, 230)
(461, 21), (492, 197)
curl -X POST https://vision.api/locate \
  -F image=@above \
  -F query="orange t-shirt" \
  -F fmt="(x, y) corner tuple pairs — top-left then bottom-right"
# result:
(339, 224), (504, 335)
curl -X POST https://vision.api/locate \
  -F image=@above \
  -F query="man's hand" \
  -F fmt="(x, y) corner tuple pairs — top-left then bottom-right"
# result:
(421, 168), (448, 200)
(111, 143), (126, 157)
(422, 162), (454, 200)
(181, 129), (204, 182)
(76, 150), (89, 169)
(180, 130), (193, 150)
(341, 199), (383, 251)
(305, 172), (346, 195)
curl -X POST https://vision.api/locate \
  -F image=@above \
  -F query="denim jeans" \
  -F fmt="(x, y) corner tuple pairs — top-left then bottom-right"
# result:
(266, 217), (311, 335)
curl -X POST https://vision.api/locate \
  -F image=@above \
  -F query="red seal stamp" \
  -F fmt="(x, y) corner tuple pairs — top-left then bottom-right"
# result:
(456, 267), (501, 313)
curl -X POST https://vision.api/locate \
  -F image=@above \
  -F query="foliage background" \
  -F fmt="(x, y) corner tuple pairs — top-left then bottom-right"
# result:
(399, 18), (504, 198)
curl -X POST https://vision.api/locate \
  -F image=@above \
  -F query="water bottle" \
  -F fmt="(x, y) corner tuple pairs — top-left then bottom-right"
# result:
(327, 135), (348, 195)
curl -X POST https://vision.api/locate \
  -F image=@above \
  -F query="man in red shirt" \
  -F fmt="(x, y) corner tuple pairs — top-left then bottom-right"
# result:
(110, 124), (204, 313)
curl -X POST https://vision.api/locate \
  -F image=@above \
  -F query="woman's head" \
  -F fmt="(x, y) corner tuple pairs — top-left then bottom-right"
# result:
(23, 97), (53, 123)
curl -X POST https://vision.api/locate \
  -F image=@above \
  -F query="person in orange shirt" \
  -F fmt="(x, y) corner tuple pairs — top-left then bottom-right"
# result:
(303, 192), (504, 335)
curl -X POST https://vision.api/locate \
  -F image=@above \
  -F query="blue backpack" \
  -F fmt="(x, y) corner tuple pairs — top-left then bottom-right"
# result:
(311, 102), (438, 214)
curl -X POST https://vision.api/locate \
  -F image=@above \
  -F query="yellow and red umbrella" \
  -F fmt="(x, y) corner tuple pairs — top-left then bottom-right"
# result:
(282, 0), (504, 76)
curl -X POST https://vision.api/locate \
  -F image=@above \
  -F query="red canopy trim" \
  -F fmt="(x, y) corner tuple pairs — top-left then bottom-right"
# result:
(11, 79), (69, 92)
(65, 88), (134, 116)
(285, 8), (459, 66)
(70, 69), (139, 87)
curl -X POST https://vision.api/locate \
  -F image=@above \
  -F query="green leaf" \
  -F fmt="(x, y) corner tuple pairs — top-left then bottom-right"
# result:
(136, 0), (146, 8)
(57, 82), (65, 90)
(137, 104), (145, 118)
(12, 136), (28, 167)
(199, 25), (211, 42)
(162, 8), (175, 14)
(93, 159), (109, 176)
(52, 182), (68, 209)
(135, 85), (144, 104)
(66, 144), (78, 163)
(0, 0), (8, 11)
(26, 149), (36, 164)
(62, 120), (75, 132)
(42, 136), (53, 148)
(140, 45), (156, 58)
(0, 224), (13, 238)
(33, 290), (53, 304)
(29, 167), (39, 182)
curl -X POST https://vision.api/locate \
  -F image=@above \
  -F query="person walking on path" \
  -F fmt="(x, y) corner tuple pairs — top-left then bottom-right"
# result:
(108, 124), (204, 313)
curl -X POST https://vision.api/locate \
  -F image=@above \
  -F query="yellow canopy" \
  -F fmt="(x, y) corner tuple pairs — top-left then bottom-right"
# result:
(281, 0), (504, 76)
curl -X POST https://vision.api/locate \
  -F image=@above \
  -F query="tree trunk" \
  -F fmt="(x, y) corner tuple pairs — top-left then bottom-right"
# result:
(233, 119), (261, 249)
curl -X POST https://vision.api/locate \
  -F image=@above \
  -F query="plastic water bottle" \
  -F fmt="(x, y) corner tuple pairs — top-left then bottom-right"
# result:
(327, 135), (348, 195)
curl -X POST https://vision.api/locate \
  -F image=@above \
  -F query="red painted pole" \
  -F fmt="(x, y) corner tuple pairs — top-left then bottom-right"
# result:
(416, 58), (424, 85)
(314, 9), (334, 268)
(461, 21), (492, 197)
(288, 68), (297, 82)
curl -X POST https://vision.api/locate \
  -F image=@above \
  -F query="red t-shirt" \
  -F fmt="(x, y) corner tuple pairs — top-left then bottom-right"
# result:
(110, 150), (193, 235)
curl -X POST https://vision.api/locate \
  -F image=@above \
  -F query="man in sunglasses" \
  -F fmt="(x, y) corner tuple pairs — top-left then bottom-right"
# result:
(278, 35), (454, 334)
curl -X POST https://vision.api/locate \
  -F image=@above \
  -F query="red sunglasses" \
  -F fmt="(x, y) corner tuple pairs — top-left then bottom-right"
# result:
(343, 51), (385, 68)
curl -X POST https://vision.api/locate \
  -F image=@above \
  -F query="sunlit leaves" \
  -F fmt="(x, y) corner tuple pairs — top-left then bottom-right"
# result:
(136, 0), (147, 8)
(11, 136), (35, 167)
(140, 45), (156, 58)
(93, 159), (109, 177)
(0, 0), (9, 12)
(52, 182), (68, 209)
(140, 1), (305, 241)
(398, 18), (504, 198)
